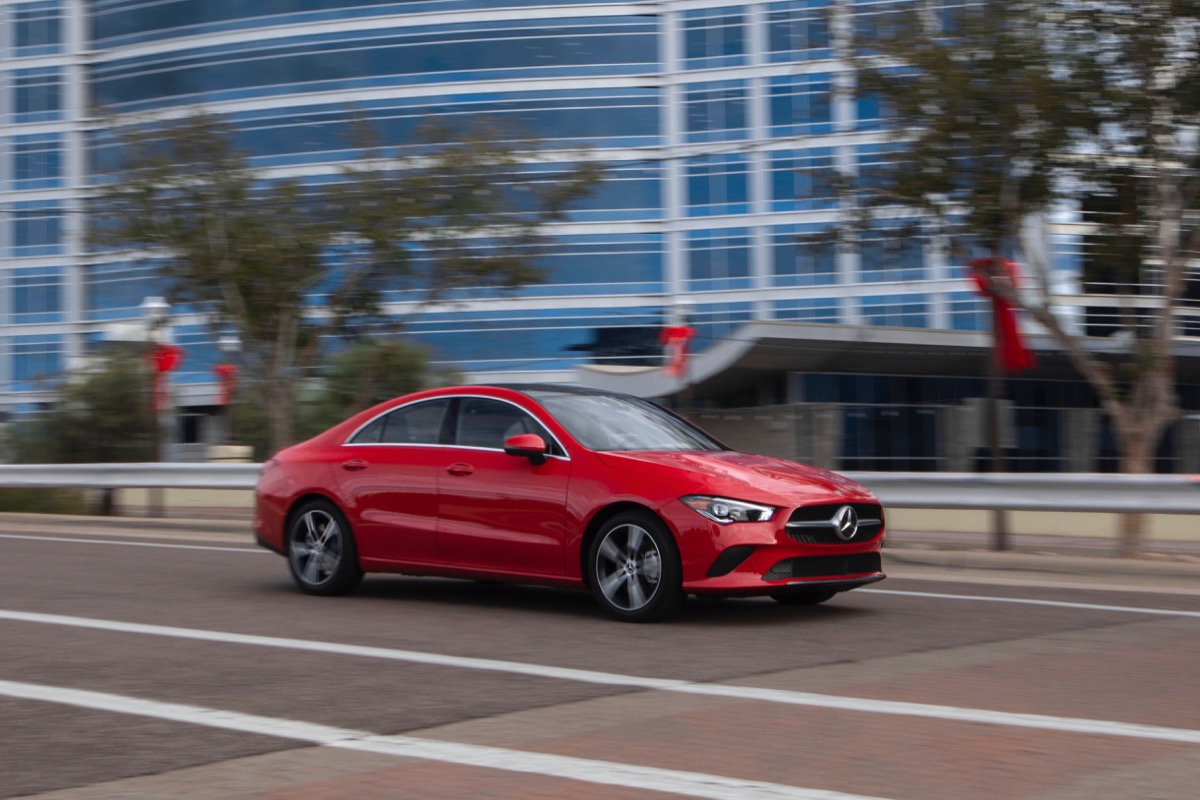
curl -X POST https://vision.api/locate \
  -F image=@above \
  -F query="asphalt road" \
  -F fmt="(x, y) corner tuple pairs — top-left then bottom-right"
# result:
(2, 519), (1198, 800)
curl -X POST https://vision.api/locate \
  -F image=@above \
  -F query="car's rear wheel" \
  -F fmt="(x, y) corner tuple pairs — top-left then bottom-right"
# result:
(770, 588), (837, 606)
(588, 511), (683, 622)
(286, 499), (362, 596)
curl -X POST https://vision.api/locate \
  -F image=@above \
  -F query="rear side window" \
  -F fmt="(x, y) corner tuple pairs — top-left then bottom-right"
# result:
(348, 399), (451, 445)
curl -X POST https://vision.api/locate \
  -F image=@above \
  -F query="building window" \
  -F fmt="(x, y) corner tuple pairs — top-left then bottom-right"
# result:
(12, 334), (63, 385)
(852, 0), (920, 47)
(856, 141), (912, 196)
(769, 74), (834, 136)
(14, 1), (64, 57)
(12, 133), (63, 190)
(854, 66), (912, 131)
(771, 224), (838, 286)
(12, 268), (63, 323)
(686, 229), (752, 292)
(684, 81), (748, 143)
(858, 222), (926, 282)
(12, 202), (64, 257)
(92, 19), (659, 111)
(947, 291), (988, 331)
(773, 297), (840, 322)
(685, 154), (750, 217)
(769, 148), (838, 211)
(683, 7), (745, 69)
(767, 0), (833, 62)
(85, 260), (163, 321)
(935, 0), (985, 35)
(860, 293), (929, 327)
(688, 302), (755, 348)
(13, 67), (63, 123)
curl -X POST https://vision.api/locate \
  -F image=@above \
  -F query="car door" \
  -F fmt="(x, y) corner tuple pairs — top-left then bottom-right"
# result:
(337, 398), (451, 565)
(436, 397), (571, 576)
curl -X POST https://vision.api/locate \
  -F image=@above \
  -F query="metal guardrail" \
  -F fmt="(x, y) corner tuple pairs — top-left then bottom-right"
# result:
(0, 463), (261, 490)
(0, 464), (1196, 515)
(845, 472), (1200, 515)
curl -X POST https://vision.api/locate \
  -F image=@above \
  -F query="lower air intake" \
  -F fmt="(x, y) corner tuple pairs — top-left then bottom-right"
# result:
(762, 552), (882, 582)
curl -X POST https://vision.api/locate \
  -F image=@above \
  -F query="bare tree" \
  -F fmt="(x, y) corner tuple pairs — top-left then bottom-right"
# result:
(849, 0), (1200, 554)
(93, 113), (602, 454)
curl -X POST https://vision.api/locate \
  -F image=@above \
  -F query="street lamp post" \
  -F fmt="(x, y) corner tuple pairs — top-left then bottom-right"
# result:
(140, 296), (185, 517)
(139, 296), (170, 464)
(215, 333), (242, 445)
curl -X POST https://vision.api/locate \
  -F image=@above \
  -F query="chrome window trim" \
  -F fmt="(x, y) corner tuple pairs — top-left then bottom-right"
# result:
(342, 393), (572, 461)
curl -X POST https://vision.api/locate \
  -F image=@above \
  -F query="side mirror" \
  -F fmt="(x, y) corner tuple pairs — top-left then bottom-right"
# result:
(503, 433), (548, 465)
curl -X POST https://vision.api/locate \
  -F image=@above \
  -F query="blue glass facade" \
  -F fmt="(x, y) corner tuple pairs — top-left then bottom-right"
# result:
(2, 0), (1090, 407)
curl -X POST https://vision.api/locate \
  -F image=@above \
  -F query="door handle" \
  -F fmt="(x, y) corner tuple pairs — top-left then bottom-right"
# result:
(341, 459), (368, 471)
(446, 462), (474, 476)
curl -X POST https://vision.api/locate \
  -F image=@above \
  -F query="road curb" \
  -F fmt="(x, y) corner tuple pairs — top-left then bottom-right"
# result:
(884, 545), (1200, 579)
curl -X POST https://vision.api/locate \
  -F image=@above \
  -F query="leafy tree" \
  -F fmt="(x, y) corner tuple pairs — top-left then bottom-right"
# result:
(93, 113), (602, 455)
(847, 0), (1200, 554)
(9, 350), (155, 464)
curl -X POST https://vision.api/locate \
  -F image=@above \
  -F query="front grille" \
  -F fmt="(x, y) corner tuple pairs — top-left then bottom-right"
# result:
(762, 552), (882, 582)
(785, 502), (884, 544)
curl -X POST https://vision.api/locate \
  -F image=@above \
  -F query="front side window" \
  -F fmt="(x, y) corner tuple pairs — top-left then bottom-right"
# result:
(454, 397), (553, 451)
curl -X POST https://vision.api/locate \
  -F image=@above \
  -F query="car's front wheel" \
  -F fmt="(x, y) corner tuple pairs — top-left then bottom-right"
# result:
(286, 499), (362, 596)
(588, 511), (683, 622)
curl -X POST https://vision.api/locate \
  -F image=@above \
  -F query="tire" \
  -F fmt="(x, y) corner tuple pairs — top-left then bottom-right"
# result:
(770, 588), (837, 606)
(286, 499), (363, 596)
(588, 511), (683, 622)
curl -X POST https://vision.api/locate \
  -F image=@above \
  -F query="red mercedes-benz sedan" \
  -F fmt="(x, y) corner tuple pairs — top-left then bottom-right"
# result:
(255, 385), (885, 621)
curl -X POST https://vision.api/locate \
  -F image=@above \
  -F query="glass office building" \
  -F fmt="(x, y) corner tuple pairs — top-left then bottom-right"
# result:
(1, 1), (1197, 467)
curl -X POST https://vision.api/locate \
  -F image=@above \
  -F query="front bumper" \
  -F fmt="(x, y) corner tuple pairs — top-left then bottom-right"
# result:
(661, 500), (886, 597)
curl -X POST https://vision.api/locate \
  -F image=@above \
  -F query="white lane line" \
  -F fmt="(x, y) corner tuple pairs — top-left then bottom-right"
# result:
(862, 588), (1200, 618)
(0, 678), (889, 800)
(4, 609), (1200, 745)
(0, 533), (264, 554)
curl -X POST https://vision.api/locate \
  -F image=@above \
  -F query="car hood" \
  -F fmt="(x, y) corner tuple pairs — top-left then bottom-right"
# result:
(595, 450), (876, 504)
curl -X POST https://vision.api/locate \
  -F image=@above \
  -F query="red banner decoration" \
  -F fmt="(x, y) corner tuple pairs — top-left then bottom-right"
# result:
(213, 363), (238, 406)
(148, 343), (185, 412)
(969, 258), (1036, 374)
(660, 325), (696, 378)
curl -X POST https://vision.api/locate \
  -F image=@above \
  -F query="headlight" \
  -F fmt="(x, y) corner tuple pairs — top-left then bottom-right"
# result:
(681, 495), (777, 524)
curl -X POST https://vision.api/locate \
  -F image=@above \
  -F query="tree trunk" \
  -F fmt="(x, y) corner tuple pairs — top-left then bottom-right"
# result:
(1116, 428), (1153, 558)
(265, 376), (296, 457)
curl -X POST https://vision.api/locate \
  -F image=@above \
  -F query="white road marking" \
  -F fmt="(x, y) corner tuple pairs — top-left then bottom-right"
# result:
(0, 678), (889, 800)
(862, 588), (1200, 618)
(3, 609), (1200, 745)
(0, 532), (263, 554)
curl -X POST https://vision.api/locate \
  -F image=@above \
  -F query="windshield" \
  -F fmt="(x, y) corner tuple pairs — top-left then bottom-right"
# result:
(537, 393), (727, 452)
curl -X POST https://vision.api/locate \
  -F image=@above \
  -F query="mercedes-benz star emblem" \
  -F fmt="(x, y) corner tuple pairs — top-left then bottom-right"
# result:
(832, 505), (859, 541)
